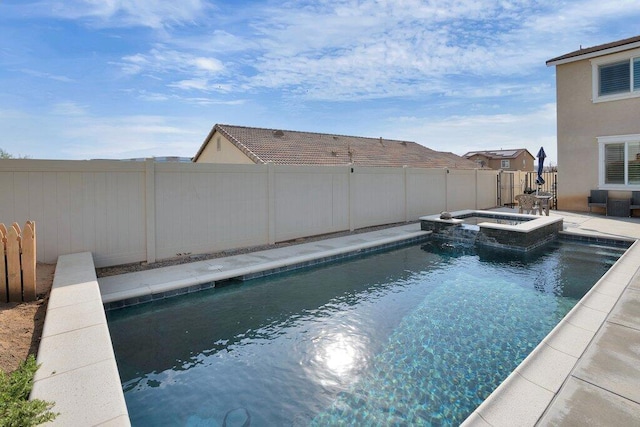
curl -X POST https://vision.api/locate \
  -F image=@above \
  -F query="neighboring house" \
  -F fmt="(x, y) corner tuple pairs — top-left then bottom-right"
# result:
(547, 34), (640, 212)
(462, 149), (534, 171)
(91, 156), (192, 162)
(193, 124), (479, 169)
(124, 156), (192, 162)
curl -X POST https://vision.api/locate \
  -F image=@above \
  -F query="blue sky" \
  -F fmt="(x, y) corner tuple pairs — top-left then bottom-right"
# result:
(1, 1), (640, 165)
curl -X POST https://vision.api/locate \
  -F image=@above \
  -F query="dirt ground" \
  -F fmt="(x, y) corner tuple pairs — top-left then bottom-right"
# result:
(0, 263), (55, 374)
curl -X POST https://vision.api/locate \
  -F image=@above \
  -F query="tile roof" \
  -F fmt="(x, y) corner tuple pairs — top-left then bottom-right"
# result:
(546, 34), (640, 65)
(194, 124), (479, 169)
(462, 149), (532, 160)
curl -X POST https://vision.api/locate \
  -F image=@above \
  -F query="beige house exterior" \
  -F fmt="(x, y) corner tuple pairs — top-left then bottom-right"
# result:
(192, 132), (255, 165)
(462, 149), (534, 171)
(193, 124), (479, 169)
(547, 35), (640, 212)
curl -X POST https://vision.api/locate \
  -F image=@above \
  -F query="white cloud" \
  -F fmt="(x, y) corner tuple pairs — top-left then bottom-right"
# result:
(191, 57), (224, 73)
(104, 0), (640, 102)
(19, 69), (74, 83)
(136, 91), (170, 102)
(223, 1), (558, 100)
(178, 97), (246, 106)
(119, 47), (226, 89)
(171, 30), (260, 54)
(118, 53), (149, 74)
(169, 78), (210, 91)
(388, 103), (558, 164)
(51, 102), (89, 116)
(227, 0), (637, 101)
(0, 106), (207, 159)
(47, 0), (208, 29)
(54, 115), (204, 158)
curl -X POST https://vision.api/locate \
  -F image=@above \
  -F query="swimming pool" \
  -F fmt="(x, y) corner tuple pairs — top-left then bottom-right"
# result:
(107, 239), (626, 426)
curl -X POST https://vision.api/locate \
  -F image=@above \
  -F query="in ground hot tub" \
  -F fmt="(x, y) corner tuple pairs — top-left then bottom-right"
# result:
(419, 210), (563, 252)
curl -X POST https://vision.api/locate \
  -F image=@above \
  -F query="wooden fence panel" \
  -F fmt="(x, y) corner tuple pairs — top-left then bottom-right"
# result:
(0, 221), (37, 302)
(22, 221), (36, 301)
(6, 226), (21, 302)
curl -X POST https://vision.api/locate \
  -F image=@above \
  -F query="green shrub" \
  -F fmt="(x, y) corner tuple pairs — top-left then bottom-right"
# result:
(0, 355), (58, 427)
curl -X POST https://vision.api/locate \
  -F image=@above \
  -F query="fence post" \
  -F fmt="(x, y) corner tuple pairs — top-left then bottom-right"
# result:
(348, 165), (355, 231)
(403, 166), (409, 222)
(475, 169), (479, 210)
(6, 226), (21, 302)
(145, 158), (156, 264)
(444, 169), (449, 212)
(22, 221), (36, 301)
(267, 163), (276, 244)
(0, 227), (6, 303)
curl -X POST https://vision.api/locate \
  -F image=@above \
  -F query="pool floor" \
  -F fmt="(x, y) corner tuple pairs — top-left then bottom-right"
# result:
(107, 240), (625, 426)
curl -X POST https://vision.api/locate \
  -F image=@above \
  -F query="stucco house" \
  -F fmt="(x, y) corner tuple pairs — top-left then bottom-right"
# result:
(193, 124), (479, 169)
(462, 149), (534, 171)
(546, 34), (640, 212)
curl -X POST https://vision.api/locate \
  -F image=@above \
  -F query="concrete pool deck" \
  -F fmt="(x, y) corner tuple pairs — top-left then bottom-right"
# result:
(35, 209), (640, 425)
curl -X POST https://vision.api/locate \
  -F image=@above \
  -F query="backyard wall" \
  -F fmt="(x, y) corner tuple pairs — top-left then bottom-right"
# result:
(0, 159), (498, 267)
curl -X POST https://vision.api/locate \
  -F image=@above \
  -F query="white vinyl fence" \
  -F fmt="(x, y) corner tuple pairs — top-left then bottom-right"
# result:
(0, 159), (498, 267)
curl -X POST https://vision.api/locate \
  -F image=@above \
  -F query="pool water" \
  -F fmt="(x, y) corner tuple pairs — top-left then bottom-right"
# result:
(107, 239), (626, 426)
(461, 215), (531, 226)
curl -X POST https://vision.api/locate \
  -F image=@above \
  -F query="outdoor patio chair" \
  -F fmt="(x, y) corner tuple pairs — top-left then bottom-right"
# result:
(607, 197), (631, 217)
(631, 191), (640, 215)
(515, 194), (539, 215)
(535, 191), (553, 216)
(587, 190), (608, 214)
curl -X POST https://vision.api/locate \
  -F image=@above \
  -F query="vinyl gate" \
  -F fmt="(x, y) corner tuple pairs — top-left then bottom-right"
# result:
(525, 171), (557, 210)
(498, 171), (557, 210)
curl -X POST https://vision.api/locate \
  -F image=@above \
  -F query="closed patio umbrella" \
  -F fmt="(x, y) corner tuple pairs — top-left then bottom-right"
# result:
(536, 147), (546, 185)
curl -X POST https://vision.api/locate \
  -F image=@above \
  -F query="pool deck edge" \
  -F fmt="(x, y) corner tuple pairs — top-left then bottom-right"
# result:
(30, 252), (131, 427)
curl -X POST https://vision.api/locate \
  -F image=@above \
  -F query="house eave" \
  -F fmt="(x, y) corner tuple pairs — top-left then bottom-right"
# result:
(546, 40), (640, 67)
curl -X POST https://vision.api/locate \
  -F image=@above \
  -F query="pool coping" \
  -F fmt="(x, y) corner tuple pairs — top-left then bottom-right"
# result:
(30, 252), (131, 426)
(419, 209), (562, 233)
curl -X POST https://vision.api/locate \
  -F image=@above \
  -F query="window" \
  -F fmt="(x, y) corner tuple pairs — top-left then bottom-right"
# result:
(598, 135), (640, 188)
(599, 60), (631, 96)
(592, 51), (640, 102)
(604, 143), (624, 184)
(501, 160), (510, 169)
(216, 137), (221, 151)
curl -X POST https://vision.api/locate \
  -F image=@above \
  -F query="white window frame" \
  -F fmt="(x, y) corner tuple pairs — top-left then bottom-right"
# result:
(591, 48), (640, 103)
(500, 159), (510, 169)
(598, 134), (640, 189)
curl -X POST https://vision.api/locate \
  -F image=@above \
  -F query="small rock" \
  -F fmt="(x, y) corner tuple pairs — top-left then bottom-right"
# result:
(439, 211), (452, 220)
